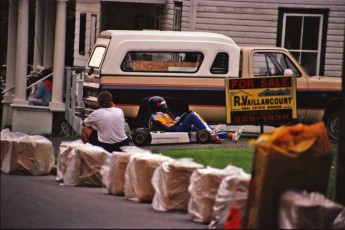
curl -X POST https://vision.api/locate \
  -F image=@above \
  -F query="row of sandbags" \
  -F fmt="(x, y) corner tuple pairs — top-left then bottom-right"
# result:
(56, 122), (345, 229)
(0, 129), (54, 175)
(56, 140), (251, 228)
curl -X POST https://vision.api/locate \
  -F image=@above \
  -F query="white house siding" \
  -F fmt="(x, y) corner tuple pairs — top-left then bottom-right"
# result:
(160, 0), (344, 77)
(160, 0), (194, 31)
(160, 1), (175, 30)
(73, 0), (101, 67)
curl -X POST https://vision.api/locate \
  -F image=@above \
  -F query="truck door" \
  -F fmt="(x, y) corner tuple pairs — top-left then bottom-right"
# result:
(250, 51), (308, 122)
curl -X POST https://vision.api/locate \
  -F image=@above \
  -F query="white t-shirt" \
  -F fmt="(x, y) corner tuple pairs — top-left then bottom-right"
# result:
(84, 107), (127, 143)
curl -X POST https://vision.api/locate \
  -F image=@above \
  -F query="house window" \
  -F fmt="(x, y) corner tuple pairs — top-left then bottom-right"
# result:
(173, 2), (182, 31)
(79, 13), (86, 55)
(278, 8), (328, 76)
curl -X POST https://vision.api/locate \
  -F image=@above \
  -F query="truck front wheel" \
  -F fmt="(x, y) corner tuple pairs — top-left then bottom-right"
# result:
(324, 110), (341, 141)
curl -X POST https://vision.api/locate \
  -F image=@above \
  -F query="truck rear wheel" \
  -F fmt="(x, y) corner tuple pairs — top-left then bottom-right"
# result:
(324, 110), (341, 140)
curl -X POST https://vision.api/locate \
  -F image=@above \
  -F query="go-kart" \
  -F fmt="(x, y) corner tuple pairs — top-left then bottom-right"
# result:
(130, 128), (227, 147)
(129, 110), (241, 147)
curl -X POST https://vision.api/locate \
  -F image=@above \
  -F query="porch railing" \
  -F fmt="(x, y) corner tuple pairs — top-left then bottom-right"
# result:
(65, 67), (84, 134)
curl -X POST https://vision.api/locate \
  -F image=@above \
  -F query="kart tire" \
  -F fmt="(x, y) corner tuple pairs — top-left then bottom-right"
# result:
(196, 129), (211, 144)
(131, 129), (152, 147)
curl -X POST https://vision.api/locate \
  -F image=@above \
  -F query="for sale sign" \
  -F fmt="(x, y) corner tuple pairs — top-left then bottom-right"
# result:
(226, 76), (297, 125)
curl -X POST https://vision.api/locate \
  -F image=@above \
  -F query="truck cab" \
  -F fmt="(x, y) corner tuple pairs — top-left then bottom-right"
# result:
(240, 47), (342, 139)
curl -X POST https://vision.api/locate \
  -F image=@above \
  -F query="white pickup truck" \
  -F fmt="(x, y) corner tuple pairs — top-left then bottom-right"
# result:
(80, 30), (342, 140)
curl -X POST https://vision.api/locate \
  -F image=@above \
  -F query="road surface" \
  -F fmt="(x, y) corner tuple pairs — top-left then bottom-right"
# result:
(1, 173), (207, 229)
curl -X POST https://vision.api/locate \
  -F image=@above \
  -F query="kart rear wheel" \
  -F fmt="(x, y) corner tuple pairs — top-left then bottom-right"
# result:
(131, 129), (152, 146)
(196, 129), (211, 144)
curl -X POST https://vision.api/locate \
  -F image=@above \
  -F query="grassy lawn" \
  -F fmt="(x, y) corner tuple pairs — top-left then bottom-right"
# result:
(155, 145), (337, 201)
(154, 147), (255, 173)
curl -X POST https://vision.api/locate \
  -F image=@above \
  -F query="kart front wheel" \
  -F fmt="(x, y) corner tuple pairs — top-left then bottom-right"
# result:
(131, 129), (152, 146)
(196, 130), (211, 144)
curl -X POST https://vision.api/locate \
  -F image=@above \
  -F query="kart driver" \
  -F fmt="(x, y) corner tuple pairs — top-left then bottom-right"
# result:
(148, 96), (241, 142)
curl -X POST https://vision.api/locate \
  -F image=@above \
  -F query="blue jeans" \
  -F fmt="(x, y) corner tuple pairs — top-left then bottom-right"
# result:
(165, 112), (212, 132)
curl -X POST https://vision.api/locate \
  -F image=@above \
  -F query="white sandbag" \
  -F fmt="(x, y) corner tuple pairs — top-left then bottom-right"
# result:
(151, 158), (204, 212)
(124, 153), (173, 203)
(56, 139), (84, 182)
(1, 129), (54, 175)
(102, 151), (139, 195)
(279, 190), (345, 229)
(62, 144), (111, 186)
(208, 173), (251, 229)
(101, 146), (152, 195)
(188, 165), (245, 223)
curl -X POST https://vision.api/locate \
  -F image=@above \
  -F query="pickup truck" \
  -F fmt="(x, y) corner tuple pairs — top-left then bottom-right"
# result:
(80, 30), (342, 140)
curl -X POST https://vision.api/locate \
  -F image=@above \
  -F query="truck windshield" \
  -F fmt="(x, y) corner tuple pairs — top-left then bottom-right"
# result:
(88, 46), (106, 68)
(253, 52), (301, 77)
(121, 51), (204, 73)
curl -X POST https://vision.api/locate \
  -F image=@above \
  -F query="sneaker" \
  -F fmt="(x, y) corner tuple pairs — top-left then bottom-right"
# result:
(232, 131), (239, 143)
(214, 124), (222, 133)
(211, 136), (223, 142)
(238, 126), (244, 136)
(232, 127), (244, 143)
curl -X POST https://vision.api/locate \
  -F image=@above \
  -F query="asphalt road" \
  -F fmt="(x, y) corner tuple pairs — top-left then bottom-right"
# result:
(1, 173), (208, 229)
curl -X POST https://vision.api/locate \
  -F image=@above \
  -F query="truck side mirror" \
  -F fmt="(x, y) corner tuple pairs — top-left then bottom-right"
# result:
(284, 69), (294, 76)
(88, 67), (94, 76)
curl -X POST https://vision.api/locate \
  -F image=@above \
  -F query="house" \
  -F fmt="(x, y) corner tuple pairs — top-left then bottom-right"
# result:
(74, 0), (345, 78)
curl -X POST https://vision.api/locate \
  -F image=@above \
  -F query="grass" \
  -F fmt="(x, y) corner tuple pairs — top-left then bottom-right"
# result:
(154, 147), (254, 173)
(155, 145), (337, 201)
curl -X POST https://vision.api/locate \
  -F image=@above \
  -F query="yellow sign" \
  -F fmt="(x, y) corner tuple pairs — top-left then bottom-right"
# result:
(226, 76), (297, 125)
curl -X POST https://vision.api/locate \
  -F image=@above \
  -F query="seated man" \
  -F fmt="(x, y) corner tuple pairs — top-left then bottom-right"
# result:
(82, 91), (129, 152)
(28, 77), (52, 106)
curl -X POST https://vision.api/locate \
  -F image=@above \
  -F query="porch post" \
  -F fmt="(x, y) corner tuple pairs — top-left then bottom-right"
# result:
(33, 0), (44, 72)
(43, 0), (56, 69)
(12, 0), (29, 105)
(1, 0), (18, 129)
(50, 0), (68, 111)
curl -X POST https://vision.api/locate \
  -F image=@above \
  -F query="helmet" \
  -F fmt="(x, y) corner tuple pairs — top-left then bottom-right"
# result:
(148, 96), (168, 112)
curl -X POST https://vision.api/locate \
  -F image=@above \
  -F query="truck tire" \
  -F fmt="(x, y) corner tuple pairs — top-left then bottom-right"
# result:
(196, 129), (211, 144)
(131, 128), (152, 146)
(324, 110), (341, 140)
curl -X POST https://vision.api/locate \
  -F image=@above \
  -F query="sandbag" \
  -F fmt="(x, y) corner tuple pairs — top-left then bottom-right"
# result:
(208, 173), (251, 229)
(245, 122), (333, 229)
(151, 158), (204, 212)
(124, 152), (173, 203)
(62, 144), (111, 186)
(1, 129), (54, 175)
(101, 147), (151, 195)
(56, 140), (84, 182)
(279, 190), (345, 229)
(188, 165), (246, 223)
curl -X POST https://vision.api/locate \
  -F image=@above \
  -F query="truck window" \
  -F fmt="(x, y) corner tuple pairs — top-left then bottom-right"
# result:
(253, 52), (301, 77)
(210, 52), (229, 74)
(88, 46), (106, 68)
(121, 51), (203, 73)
